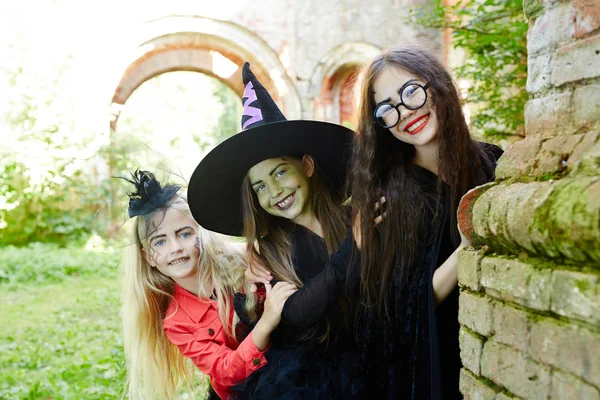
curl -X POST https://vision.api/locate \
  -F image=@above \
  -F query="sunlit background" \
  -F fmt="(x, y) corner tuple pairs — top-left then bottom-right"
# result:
(0, 1), (252, 246)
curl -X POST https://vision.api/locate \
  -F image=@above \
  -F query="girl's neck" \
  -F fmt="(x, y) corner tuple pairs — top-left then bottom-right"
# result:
(413, 139), (440, 175)
(293, 213), (324, 239)
(175, 276), (211, 298)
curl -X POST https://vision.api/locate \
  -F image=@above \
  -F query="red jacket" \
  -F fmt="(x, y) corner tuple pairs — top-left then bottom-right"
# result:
(163, 284), (268, 399)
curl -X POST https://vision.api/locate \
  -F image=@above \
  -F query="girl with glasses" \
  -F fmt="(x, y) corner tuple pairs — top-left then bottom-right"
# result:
(350, 45), (503, 399)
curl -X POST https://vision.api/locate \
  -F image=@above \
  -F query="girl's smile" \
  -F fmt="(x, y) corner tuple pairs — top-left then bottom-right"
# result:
(274, 192), (296, 210)
(404, 113), (430, 135)
(168, 256), (190, 266)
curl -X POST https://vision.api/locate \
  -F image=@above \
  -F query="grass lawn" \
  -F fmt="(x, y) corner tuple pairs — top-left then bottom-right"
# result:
(0, 277), (126, 399)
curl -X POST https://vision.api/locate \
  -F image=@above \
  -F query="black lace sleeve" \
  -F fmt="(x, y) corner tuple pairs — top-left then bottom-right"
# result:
(479, 141), (504, 181)
(280, 232), (359, 329)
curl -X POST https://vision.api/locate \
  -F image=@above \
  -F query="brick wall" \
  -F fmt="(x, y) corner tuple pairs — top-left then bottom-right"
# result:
(457, 0), (600, 398)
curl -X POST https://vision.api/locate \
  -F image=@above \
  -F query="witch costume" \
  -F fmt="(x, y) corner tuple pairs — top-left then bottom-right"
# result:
(188, 63), (364, 399)
(355, 143), (503, 400)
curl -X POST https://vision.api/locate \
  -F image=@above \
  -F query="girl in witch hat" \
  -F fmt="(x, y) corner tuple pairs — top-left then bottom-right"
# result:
(121, 169), (297, 400)
(188, 63), (376, 399)
(349, 45), (503, 399)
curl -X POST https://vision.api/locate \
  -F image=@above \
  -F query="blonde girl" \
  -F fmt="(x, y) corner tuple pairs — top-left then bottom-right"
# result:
(121, 170), (296, 400)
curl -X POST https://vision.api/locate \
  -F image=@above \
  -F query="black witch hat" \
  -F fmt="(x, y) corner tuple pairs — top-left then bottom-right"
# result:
(188, 62), (353, 236)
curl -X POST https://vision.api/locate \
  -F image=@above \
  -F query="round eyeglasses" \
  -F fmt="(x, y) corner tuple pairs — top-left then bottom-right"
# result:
(373, 82), (430, 129)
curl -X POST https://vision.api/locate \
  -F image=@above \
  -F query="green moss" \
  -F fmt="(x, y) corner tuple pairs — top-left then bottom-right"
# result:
(523, 0), (544, 19)
(575, 278), (593, 292)
(530, 179), (600, 262)
(472, 177), (599, 264)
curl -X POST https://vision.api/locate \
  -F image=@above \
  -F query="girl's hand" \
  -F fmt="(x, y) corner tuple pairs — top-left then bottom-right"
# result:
(261, 281), (297, 329)
(353, 196), (386, 250)
(245, 261), (273, 293)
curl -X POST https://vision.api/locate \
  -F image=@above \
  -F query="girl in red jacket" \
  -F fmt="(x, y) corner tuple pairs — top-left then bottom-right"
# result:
(121, 170), (296, 399)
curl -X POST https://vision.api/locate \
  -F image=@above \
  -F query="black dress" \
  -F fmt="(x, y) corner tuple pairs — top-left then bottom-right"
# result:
(356, 143), (503, 400)
(233, 223), (365, 400)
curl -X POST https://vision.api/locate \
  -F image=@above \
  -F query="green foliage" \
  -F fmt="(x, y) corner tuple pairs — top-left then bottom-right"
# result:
(408, 0), (528, 139)
(0, 28), (109, 246)
(0, 278), (126, 399)
(0, 245), (210, 399)
(0, 241), (120, 289)
(0, 161), (107, 246)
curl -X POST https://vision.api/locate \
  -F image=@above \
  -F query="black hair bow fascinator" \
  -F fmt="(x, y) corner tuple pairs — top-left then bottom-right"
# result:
(123, 170), (181, 218)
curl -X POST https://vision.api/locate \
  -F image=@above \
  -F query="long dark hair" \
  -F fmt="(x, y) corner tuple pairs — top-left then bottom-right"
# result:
(351, 45), (491, 317)
(241, 155), (348, 341)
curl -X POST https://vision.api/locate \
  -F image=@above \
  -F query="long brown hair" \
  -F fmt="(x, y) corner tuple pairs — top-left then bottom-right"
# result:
(351, 45), (491, 317)
(240, 155), (348, 339)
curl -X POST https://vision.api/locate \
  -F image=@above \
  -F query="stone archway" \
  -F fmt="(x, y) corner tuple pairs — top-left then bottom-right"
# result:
(109, 15), (302, 130)
(308, 42), (381, 126)
(104, 15), (303, 230)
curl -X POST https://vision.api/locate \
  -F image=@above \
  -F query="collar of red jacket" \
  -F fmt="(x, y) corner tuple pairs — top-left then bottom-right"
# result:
(172, 284), (218, 324)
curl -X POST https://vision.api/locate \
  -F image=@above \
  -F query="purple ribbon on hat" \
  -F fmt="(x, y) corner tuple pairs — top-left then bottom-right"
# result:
(242, 81), (263, 130)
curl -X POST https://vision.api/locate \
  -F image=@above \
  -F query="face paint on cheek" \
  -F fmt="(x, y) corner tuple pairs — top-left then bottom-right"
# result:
(194, 236), (200, 252)
(148, 246), (159, 266)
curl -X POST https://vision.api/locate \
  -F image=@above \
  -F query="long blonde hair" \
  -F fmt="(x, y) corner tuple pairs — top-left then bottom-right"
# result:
(122, 194), (247, 399)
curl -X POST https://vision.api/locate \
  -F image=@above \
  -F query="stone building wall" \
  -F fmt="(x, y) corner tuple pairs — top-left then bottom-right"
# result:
(231, 0), (440, 119)
(456, 0), (600, 398)
(110, 1), (441, 130)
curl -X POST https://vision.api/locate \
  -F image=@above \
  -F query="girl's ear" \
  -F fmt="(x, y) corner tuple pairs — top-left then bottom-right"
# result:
(301, 154), (315, 178)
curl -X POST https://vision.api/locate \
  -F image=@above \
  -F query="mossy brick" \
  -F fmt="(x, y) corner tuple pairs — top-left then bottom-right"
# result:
(532, 135), (584, 176)
(460, 327), (485, 375)
(572, 136), (600, 177)
(573, 0), (600, 38)
(543, 178), (600, 262)
(551, 270), (600, 324)
(527, 3), (575, 56)
(524, 91), (574, 138)
(458, 248), (486, 291)
(465, 177), (600, 262)
(552, 370), (600, 400)
(541, 178), (600, 262)
(530, 319), (600, 387)
(578, 180), (600, 262)
(481, 257), (552, 311)
(459, 292), (494, 336)
(493, 302), (530, 353)
(487, 185), (521, 250)
(460, 368), (499, 400)
(472, 187), (496, 241)
(523, 0), (544, 19)
(481, 341), (551, 400)
(528, 182), (563, 259)
(505, 182), (553, 254)
(495, 137), (542, 179)
(495, 394), (521, 400)
(574, 84), (600, 131)
(552, 35), (600, 86)
(570, 130), (600, 170)
(527, 52), (553, 94)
